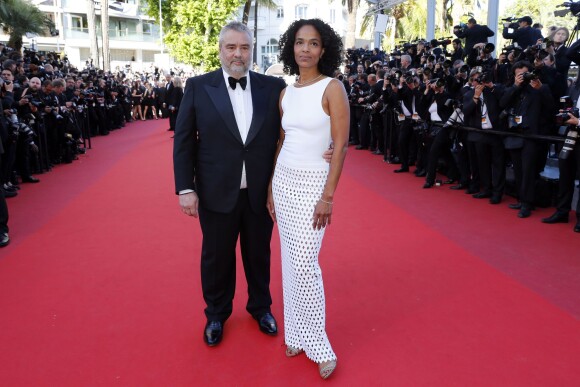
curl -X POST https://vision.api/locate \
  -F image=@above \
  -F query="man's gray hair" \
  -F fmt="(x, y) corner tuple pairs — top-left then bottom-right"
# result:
(401, 55), (412, 64)
(219, 21), (253, 48)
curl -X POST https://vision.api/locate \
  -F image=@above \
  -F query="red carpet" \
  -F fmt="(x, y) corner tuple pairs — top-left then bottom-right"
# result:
(1, 120), (579, 386)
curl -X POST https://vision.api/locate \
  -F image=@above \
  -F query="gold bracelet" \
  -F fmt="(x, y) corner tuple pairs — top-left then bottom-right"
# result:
(320, 198), (333, 205)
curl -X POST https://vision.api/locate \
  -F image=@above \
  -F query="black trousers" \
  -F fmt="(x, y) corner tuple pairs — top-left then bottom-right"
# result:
(198, 189), (273, 322)
(358, 111), (371, 148)
(371, 112), (383, 152)
(510, 139), (540, 206)
(556, 147), (580, 216)
(426, 127), (460, 184)
(475, 134), (506, 198)
(398, 118), (416, 168)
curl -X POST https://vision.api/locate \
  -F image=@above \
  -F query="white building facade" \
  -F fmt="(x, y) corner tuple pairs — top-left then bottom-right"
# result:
(0, 0), (162, 71)
(243, 0), (350, 72)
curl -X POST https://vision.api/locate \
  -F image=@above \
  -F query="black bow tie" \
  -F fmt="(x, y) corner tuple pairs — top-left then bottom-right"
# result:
(228, 76), (247, 90)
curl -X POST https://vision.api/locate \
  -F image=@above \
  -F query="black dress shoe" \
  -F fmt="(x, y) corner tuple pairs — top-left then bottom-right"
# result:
(388, 157), (401, 164)
(518, 207), (532, 218)
(542, 212), (569, 224)
(373, 150), (384, 155)
(465, 187), (479, 195)
(423, 182), (433, 189)
(449, 183), (467, 190)
(394, 167), (409, 173)
(489, 196), (502, 205)
(0, 232), (9, 247)
(255, 312), (277, 335)
(414, 169), (426, 177)
(443, 179), (456, 185)
(22, 175), (40, 183)
(508, 202), (522, 210)
(574, 221), (580, 233)
(355, 145), (368, 150)
(204, 320), (223, 346)
(473, 192), (491, 199)
(1, 188), (17, 198)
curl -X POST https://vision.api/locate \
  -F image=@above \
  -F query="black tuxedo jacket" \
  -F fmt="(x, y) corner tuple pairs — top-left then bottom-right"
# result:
(173, 69), (286, 214)
(463, 85), (505, 141)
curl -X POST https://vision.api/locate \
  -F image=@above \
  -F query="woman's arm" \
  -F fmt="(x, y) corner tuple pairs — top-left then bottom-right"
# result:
(313, 78), (350, 230)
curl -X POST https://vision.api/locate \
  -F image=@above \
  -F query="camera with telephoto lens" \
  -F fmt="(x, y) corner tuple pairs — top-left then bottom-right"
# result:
(559, 128), (578, 159)
(429, 78), (446, 88)
(555, 96), (579, 125)
(502, 16), (520, 29)
(522, 71), (538, 84)
(556, 1), (580, 17)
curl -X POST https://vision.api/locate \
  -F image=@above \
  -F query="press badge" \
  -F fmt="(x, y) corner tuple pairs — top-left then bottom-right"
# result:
(398, 114), (405, 121)
(412, 113), (419, 120)
(515, 116), (523, 124)
(481, 116), (487, 124)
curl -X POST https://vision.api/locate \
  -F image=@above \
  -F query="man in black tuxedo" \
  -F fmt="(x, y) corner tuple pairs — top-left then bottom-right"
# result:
(173, 22), (286, 347)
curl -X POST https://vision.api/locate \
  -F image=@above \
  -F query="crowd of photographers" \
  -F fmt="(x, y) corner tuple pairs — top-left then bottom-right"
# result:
(0, 44), (186, 247)
(340, 15), (580, 233)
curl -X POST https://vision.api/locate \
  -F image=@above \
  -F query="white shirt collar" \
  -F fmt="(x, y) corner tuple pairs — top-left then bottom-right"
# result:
(222, 69), (251, 91)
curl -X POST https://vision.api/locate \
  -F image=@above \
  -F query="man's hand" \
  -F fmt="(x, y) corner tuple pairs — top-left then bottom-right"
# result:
(530, 78), (542, 90)
(566, 114), (579, 126)
(474, 84), (485, 98)
(514, 73), (524, 87)
(3, 82), (13, 93)
(179, 192), (199, 218)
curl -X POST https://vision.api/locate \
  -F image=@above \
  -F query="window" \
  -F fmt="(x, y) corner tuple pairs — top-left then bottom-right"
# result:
(71, 15), (87, 31)
(143, 22), (154, 35)
(261, 38), (279, 69)
(277, 7), (284, 18)
(329, 9), (336, 24)
(295, 5), (307, 20)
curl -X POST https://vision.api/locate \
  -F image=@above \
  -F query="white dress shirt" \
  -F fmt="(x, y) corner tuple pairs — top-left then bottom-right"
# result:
(222, 69), (253, 189)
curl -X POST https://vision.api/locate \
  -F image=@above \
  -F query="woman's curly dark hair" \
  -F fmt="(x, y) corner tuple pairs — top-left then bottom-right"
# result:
(278, 19), (343, 77)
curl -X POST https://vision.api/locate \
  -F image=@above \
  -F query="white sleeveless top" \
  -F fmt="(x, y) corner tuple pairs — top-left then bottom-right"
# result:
(278, 77), (333, 169)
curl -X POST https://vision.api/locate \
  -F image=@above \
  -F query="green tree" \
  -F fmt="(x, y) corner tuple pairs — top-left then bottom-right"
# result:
(0, 0), (53, 51)
(241, 0), (277, 25)
(144, 0), (243, 71)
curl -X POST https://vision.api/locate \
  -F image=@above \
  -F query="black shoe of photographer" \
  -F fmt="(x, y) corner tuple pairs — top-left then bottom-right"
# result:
(574, 220), (580, 233)
(465, 187), (479, 195)
(1, 188), (17, 198)
(449, 183), (467, 190)
(414, 169), (426, 177)
(489, 196), (502, 205)
(394, 167), (409, 173)
(518, 206), (532, 218)
(443, 179), (456, 185)
(0, 232), (9, 247)
(509, 202), (522, 210)
(22, 175), (40, 183)
(472, 191), (491, 199)
(423, 182), (434, 189)
(355, 145), (368, 150)
(541, 211), (569, 224)
(388, 157), (401, 164)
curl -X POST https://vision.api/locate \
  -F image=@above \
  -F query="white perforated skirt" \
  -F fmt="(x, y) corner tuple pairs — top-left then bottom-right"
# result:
(271, 162), (336, 363)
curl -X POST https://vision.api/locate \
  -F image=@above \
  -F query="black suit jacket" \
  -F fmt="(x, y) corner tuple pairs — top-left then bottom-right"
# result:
(500, 83), (554, 135)
(455, 24), (494, 53)
(173, 69), (286, 214)
(463, 85), (505, 141)
(502, 26), (543, 50)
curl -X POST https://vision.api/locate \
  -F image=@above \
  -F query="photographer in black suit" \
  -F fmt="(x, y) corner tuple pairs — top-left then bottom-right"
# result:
(463, 73), (506, 204)
(392, 73), (422, 173)
(454, 18), (494, 55)
(541, 113), (580, 233)
(502, 16), (543, 51)
(500, 61), (554, 218)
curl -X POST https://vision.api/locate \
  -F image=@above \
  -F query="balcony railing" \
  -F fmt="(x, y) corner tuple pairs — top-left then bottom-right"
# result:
(64, 28), (158, 42)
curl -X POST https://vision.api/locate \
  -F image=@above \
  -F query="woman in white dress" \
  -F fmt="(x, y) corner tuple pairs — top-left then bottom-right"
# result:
(267, 19), (349, 379)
